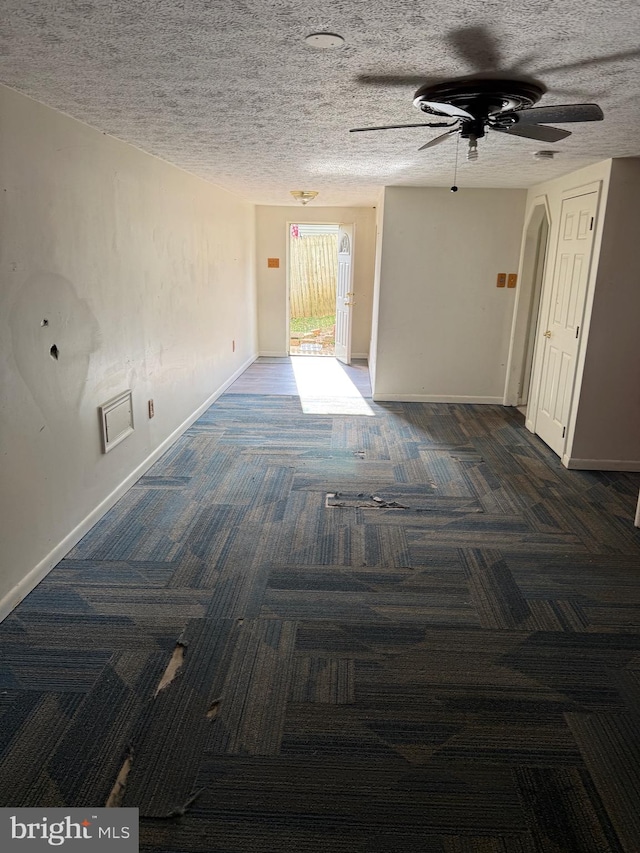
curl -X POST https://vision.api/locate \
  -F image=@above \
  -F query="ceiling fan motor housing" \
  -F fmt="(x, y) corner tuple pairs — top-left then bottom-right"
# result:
(413, 79), (545, 124)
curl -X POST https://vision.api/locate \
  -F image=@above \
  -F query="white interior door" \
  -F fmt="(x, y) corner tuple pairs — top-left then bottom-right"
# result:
(533, 191), (597, 456)
(335, 224), (354, 364)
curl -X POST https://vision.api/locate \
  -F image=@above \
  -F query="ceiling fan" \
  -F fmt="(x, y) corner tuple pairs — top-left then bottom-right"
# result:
(349, 25), (611, 159)
(351, 77), (604, 159)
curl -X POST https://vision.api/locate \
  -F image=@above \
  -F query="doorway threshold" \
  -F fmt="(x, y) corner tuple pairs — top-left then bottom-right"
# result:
(289, 344), (335, 357)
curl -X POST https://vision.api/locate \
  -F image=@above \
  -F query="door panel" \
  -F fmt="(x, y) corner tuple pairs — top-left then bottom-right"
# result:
(534, 191), (597, 456)
(335, 224), (354, 364)
(566, 255), (584, 328)
(540, 346), (558, 417)
(556, 351), (573, 424)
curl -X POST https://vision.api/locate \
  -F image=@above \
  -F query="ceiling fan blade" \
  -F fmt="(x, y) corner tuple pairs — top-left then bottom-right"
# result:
(493, 124), (572, 142)
(417, 100), (474, 120)
(418, 129), (458, 151)
(509, 103), (604, 125)
(446, 25), (503, 71)
(350, 121), (455, 133)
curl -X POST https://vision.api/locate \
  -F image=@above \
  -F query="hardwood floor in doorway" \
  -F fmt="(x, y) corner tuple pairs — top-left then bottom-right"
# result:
(226, 356), (372, 397)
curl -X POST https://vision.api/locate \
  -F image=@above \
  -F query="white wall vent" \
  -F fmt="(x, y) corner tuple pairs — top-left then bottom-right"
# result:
(99, 390), (134, 453)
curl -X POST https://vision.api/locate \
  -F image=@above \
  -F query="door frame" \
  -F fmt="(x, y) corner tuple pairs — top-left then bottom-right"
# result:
(285, 220), (353, 358)
(525, 180), (603, 461)
(335, 223), (356, 364)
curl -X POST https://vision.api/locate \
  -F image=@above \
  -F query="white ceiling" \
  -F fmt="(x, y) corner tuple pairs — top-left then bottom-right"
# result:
(2, 0), (640, 206)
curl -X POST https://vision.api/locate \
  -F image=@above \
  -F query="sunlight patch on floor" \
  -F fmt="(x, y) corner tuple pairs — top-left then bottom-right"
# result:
(291, 357), (374, 416)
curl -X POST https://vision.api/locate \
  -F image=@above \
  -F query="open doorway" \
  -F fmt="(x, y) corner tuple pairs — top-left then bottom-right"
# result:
(288, 223), (338, 357)
(519, 205), (549, 410)
(504, 202), (550, 412)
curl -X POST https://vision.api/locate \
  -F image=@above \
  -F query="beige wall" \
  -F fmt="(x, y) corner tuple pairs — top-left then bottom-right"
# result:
(372, 186), (527, 401)
(255, 206), (377, 357)
(0, 85), (258, 617)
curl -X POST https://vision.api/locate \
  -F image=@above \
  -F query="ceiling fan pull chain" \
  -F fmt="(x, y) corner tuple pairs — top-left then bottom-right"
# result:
(451, 134), (460, 193)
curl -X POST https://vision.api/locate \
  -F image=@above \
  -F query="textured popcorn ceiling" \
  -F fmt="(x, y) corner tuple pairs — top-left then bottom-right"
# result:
(1, 0), (640, 205)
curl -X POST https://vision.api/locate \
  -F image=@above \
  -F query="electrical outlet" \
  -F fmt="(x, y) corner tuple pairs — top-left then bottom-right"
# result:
(507, 273), (518, 288)
(148, 399), (154, 419)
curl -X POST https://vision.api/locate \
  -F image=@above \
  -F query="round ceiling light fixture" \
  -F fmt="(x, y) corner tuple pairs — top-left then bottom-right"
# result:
(304, 32), (345, 49)
(290, 190), (319, 205)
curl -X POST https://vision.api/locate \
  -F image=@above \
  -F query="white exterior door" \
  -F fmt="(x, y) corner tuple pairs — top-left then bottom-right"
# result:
(533, 191), (598, 456)
(335, 224), (354, 364)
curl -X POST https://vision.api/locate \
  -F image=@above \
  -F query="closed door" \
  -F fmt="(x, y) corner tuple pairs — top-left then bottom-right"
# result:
(534, 191), (597, 456)
(335, 224), (354, 364)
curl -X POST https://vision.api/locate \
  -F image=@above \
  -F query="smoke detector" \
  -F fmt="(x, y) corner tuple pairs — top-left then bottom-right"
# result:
(304, 33), (345, 49)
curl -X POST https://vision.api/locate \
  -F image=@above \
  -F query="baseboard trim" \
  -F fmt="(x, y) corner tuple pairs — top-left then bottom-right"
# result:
(562, 455), (640, 472)
(0, 353), (257, 624)
(372, 394), (504, 404)
(351, 352), (369, 360)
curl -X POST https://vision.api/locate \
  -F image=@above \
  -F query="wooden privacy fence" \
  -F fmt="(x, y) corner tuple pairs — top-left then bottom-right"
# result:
(289, 234), (338, 318)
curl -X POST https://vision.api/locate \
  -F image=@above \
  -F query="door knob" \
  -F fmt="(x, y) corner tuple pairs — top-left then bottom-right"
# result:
(344, 301), (355, 307)
(543, 330), (552, 338)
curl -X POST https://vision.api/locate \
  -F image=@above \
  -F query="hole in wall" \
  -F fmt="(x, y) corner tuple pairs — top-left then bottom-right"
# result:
(49, 344), (59, 360)
(41, 318), (49, 327)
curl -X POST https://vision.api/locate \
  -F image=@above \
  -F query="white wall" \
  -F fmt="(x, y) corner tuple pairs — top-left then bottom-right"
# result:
(255, 206), (376, 358)
(372, 187), (526, 402)
(0, 85), (257, 618)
